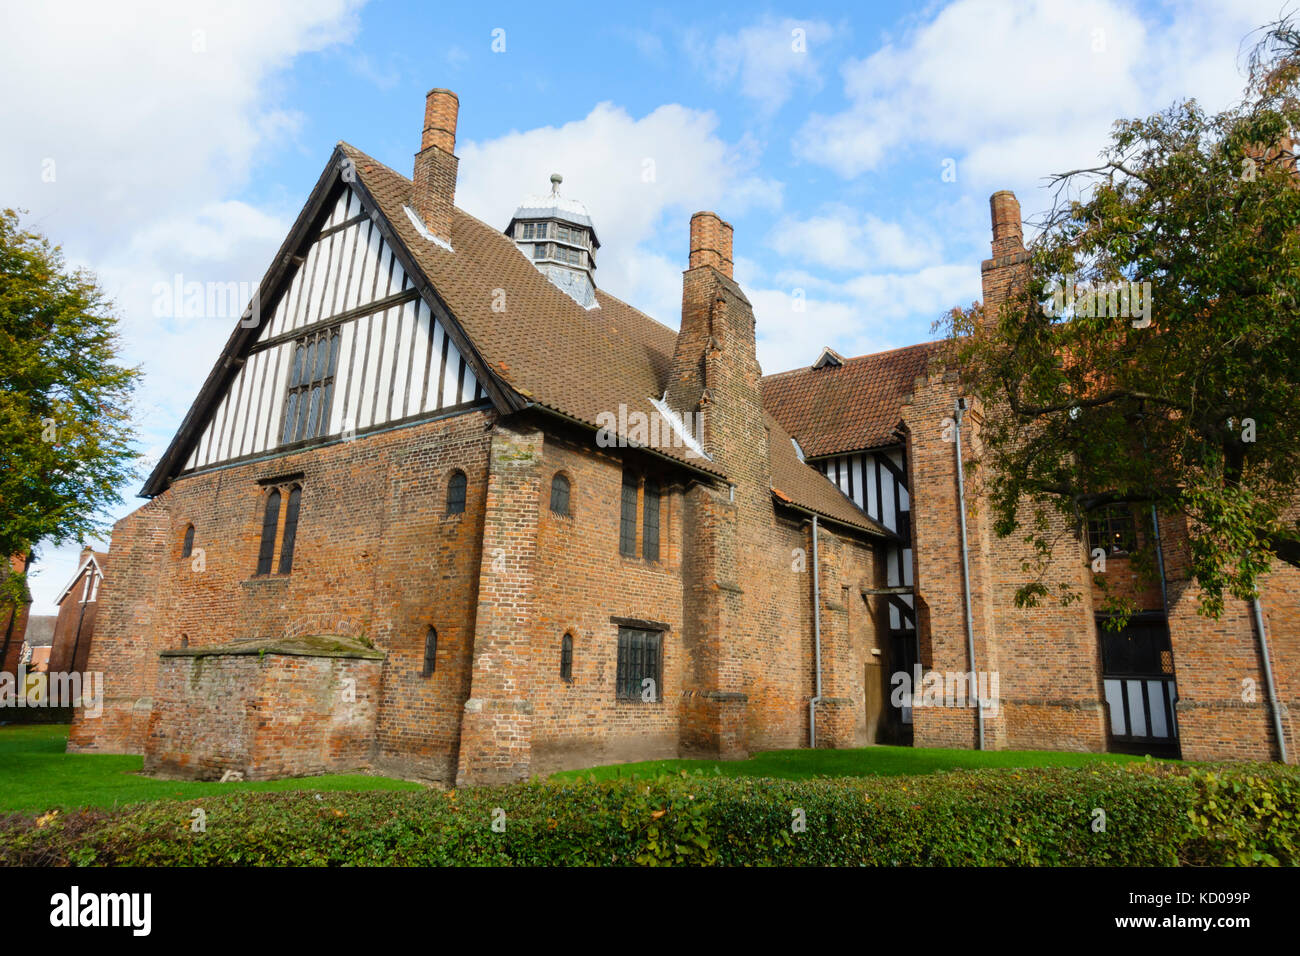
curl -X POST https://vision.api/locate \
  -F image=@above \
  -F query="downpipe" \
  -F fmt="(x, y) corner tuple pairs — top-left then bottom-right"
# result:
(809, 515), (823, 748)
(1251, 596), (1289, 763)
(953, 398), (985, 750)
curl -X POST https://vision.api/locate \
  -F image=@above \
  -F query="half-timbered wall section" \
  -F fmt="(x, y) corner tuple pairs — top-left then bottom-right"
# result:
(182, 186), (484, 474)
(815, 446), (916, 642)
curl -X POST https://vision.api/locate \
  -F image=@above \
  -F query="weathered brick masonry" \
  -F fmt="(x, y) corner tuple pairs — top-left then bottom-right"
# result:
(68, 91), (1295, 780)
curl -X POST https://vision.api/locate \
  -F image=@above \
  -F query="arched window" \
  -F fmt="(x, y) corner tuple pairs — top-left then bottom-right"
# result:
(181, 524), (195, 558)
(446, 470), (467, 515)
(278, 485), (302, 574)
(256, 489), (281, 575)
(550, 473), (571, 516)
(422, 627), (438, 677)
(560, 632), (573, 682)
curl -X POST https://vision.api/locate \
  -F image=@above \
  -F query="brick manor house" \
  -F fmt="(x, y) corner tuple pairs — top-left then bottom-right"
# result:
(69, 90), (1297, 784)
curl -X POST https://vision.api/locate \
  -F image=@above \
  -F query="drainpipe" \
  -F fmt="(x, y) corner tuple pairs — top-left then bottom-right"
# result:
(809, 515), (823, 748)
(1251, 596), (1288, 763)
(953, 398), (985, 750)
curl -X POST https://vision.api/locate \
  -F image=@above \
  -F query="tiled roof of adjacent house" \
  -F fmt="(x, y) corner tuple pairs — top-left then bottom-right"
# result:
(760, 341), (945, 460)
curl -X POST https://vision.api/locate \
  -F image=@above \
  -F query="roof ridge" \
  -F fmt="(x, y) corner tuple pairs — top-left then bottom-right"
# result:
(761, 339), (944, 382)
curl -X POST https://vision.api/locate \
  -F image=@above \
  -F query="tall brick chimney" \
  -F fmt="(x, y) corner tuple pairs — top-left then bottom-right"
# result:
(413, 88), (459, 246)
(666, 211), (761, 476)
(688, 211), (734, 277)
(980, 190), (1030, 319)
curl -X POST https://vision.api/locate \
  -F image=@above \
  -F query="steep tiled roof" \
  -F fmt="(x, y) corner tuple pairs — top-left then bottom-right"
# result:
(344, 143), (886, 536)
(760, 341), (944, 459)
(342, 142), (715, 475)
(765, 413), (886, 535)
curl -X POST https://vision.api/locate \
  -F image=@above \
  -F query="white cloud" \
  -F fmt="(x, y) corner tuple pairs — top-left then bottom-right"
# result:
(769, 206), (941, 271)
(751, 262), (977, 375)
(455, 101), (782, 325)
(796, 0), (1285, 192)
(687, 17), (834, 111)
(1, 0), (365, 610)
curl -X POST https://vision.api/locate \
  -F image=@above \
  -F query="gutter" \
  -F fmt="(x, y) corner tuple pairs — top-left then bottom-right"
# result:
(953, 397), (984, 750)
(1251, 595), (1289, 763)
(810, 514), (823, 748)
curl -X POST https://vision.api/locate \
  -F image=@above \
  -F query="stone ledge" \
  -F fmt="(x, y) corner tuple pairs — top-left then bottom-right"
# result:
(159, 634), (385, 660)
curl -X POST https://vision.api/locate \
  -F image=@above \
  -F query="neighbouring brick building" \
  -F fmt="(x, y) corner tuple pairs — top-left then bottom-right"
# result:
(47, 548), (106, 676)
(69, 90), (1296, 783)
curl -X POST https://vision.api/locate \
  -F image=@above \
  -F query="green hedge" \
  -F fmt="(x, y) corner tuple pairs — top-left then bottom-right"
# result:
(2, 762), (1296, 866)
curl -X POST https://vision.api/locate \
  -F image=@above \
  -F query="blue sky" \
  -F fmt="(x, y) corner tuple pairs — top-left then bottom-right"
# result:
(1, 0), (1286, 609)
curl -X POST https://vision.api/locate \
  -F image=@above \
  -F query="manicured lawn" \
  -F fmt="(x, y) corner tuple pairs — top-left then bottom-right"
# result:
(0, 723), (424, 813)
(550, 745), (1156, 782)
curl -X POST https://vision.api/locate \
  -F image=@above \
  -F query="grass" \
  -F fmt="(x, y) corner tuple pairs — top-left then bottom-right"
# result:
(0, 723), (424, 813)
(549, 744), (1155, 782)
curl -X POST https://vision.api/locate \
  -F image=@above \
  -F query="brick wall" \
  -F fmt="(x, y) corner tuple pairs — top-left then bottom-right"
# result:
(143, 643), (382, 780)
(48, 557), (100, 675)
(71, 407), (493, 778)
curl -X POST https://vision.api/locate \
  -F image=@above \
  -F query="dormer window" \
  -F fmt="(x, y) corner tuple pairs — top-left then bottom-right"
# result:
(813, 346), (845, 369)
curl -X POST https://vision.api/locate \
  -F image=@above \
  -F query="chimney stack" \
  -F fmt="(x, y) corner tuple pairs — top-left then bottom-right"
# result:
(989, 190), (1023, 257)
(981, 190), (1030, 318)
(413, 88), (459, 246)
(688, 211), (734, 278)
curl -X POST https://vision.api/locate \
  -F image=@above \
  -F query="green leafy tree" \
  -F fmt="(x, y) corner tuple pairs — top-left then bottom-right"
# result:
(0, 208), (140, 614)
(939, 18), (1300, 620)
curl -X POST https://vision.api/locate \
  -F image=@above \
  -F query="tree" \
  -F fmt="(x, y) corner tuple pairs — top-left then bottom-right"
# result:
(939, 18), (1300, 621)
(0, 208), (140, 614)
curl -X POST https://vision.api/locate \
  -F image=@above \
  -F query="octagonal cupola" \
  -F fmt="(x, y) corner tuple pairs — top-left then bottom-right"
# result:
(506, 173), (600, 308)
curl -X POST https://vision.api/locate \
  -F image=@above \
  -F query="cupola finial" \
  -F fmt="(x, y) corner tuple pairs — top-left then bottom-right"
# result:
(550, 172), (562, 196)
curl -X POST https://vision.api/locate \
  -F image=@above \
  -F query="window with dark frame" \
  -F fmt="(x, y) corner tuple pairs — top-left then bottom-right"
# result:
(277, 485), (302, 574)
(616, 627), (661, 701)
(1087, 504), (1138, 555)
(550, 473), (571, 516)
(281, 326), (340, 445)
(447, 470), (467, 515)
(642, 480), (660, 561)
(560, 632), (573, 682)
(619, 471), (638, 556)
(422, 627), (437, 677)
(256, 489), (281, 575)
(181, 524), (195, 559)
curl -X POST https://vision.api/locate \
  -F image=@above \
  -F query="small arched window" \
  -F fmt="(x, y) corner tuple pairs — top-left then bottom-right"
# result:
(181, 524), (195, 558)
(256, 489), (281, 575)
(422, 627), (438, 677)
(278, 485), (302, 574)
(550, 473), (571, 516)
(446, 471), (467, 515)
(560, 632), (573, 682)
